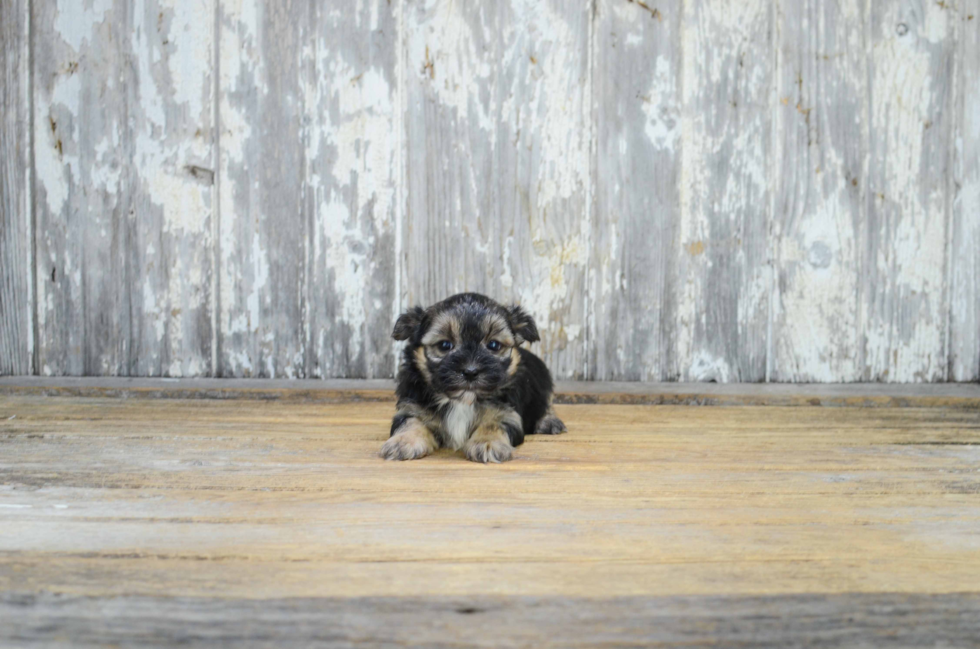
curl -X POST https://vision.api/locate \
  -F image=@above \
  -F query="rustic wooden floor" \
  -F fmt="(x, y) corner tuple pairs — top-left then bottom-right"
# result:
(1, 386), (979, 647)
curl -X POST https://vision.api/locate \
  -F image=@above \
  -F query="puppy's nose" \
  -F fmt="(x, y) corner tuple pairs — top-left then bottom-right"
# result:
(462, 365), (480, 381)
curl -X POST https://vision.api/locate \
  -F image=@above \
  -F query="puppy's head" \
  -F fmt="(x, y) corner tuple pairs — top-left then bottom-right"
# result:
(392, 293), (539, 400)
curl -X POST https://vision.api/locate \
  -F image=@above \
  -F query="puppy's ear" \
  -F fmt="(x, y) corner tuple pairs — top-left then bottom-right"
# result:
(392, 306), (425, 341)
(507, 305), (540, 344)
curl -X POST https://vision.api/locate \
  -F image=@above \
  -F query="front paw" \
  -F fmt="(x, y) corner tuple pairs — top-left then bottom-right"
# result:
(464, 429), (513, 464)
(380, 423), (436, 461)
(535, 415), (567, 435)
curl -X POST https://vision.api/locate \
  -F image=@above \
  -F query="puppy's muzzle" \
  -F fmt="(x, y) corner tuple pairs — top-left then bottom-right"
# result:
(461, 365), (480, 381)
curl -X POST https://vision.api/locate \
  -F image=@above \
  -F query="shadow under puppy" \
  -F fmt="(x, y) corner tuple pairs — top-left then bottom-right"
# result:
(382, 293), (566, 463)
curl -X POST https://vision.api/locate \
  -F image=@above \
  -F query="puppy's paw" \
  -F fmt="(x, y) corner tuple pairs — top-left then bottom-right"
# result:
(535, 415), (567, 435)
(464, 428), (513, 464)
(380, 423), (437, 461)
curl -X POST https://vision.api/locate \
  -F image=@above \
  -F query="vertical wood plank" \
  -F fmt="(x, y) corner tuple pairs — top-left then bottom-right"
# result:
(218, 1), (309, 377)
(33, 0), (215, 376)
(0, 0), (32, 375)
(306, 0), (398, 379)
(403, 0), (592, 379)
(949, 2), (979, 381)
(590, 0), (681, 381)
(865, 0), (954, 381)
(770, 0), (869, 382)
(671, 0), (772, 381)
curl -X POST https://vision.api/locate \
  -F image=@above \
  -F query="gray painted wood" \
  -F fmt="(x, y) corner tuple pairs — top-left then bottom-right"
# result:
(32, 0), (215, 377)
(306, 0), (398, 379)
(864, 0), (955, 382)
(3, 592), (979, 648)
(402, 0), (592, 379)
(771, 0), (869, 381)
(2, 0), (978, 382)
(0, 0), (31, 376)
(950, 3), (979, 381)
(590, 0), (681, 381)
(217, 0), (309, 378)
(218, 0), (396, 380)
(668, 0), (772, 381)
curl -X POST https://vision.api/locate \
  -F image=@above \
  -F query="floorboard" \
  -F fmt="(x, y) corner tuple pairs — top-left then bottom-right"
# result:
(1, 394), (979, 646)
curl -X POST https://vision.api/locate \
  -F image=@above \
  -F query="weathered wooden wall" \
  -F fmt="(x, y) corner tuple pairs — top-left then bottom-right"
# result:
(0, 0), (33, 376)
(1, 0), (977, 381)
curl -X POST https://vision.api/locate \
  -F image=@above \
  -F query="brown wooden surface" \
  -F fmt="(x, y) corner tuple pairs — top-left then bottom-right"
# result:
(3, 593), (979, 648)
(1, 394), (979, 645)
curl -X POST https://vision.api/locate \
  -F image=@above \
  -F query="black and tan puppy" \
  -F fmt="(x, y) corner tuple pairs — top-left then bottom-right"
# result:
(381, 293), (566, 463)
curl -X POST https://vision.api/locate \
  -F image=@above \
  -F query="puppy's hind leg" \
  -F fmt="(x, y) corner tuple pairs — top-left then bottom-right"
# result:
(534, 406), (567, 435)
(381, 412), (438, 461)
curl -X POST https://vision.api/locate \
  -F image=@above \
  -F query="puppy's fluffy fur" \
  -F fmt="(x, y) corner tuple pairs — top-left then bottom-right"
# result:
(381, 293), (566, 463)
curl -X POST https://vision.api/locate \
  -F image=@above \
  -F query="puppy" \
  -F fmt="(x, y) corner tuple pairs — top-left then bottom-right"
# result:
(381, 293), (566, 463)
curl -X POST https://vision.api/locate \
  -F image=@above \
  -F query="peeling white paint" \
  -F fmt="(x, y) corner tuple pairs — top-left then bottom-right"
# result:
(53, 0), (113, 53)
(688, 349), (732, 382)
(316, 196), (368, 361)
(409, 0), (493, 131)
(162, 0), (213, 119)
(642, 57), (678, 151)
(520, 227), (589, 355)
(866, 1), (949, 381)
(775, 188), (862, 382)
(247, 232), (268, 334)
(324, 64), (394, 230)
(34, 71), (80, 216)
(218, 0), (263, 376)
(505, 0), (588, 210)
(22, 0), (978, 383)
(674, 0), (770, 381)
(949, 8), (980, 381)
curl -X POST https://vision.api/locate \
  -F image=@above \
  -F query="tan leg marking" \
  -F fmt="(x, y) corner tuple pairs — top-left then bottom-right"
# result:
(380, 419), (438, 461)
(463, 424), (514, 464)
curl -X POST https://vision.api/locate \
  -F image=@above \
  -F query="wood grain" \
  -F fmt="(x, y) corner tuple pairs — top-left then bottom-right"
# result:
(949, 2), (979, 382)
(218, 1), (397, 380)
(402, 0), (592, 379)
(771, 0), (868, 382)
(0, 0), (31, 376)
(4, 592), (979, 648)
(32, 0), (215, 377)
(2, 394), (979, 644)
(306, 0), (398, 379)
(1, 396), (979, 602)
(671, 0), (772, 381)
(217, 0), (309, 378)
(1, 0), (978, 382)
(865, 0), (955, 381)
(590, 0), (681, 381)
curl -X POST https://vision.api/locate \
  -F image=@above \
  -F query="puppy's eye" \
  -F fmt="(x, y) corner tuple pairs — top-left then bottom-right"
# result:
(487, 340), (502, 352)
(437, 340), (453, 352)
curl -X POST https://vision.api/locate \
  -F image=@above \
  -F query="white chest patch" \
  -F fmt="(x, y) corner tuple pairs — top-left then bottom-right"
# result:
(443, 397), (477, 450)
